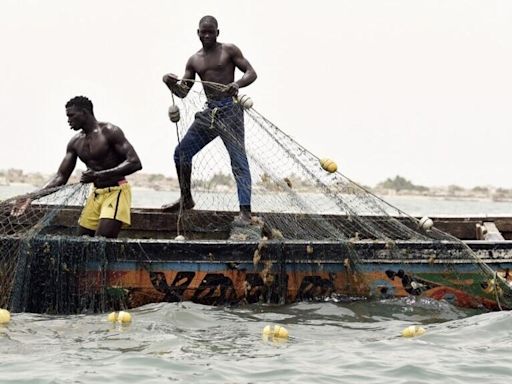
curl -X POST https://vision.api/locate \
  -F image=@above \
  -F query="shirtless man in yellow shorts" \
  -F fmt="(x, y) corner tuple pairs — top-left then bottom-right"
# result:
(13, 96), (142, 238)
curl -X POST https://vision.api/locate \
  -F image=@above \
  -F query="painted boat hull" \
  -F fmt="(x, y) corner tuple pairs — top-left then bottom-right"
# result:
(4, 207), (512, 313)
(8, 236), (512, 314)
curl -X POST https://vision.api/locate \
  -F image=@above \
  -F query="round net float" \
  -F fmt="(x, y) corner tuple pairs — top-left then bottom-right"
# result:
(319, 158), (337, 173)
(419, 216), (434, 231)
(262, 325), (272, 336)
(117, 311), (132, 324)
(0, 308), (10, 324)
(272, 325), (289, 339)
(107, 311), (117, 322)
(262, 324), (289, 340)
(401, 325), (425, 337)
(237, 94), (254, 109)
(168, 104), (180, 123)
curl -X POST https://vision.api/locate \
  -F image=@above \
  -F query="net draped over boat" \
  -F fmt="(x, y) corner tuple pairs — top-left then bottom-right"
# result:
(0, 83), (511, 313)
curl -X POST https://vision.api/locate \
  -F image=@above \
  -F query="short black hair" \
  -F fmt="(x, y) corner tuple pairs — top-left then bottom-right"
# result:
(199, 15), (218, 28)
(65, 96), (94, 115)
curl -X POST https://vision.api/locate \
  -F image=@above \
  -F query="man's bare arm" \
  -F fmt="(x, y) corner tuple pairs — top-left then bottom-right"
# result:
(162, 57), (196, 98)
(46, 141), (79, 188)
(230, 44), (257, 89)
(11, 142), (77, 216)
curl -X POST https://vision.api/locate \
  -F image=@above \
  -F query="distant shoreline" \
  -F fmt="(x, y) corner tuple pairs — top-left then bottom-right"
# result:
(1, 171), (511, 202)
(1, 182), (510, 203)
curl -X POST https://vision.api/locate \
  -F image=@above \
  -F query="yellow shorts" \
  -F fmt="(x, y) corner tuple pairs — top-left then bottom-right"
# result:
(78, 183), (132, 231)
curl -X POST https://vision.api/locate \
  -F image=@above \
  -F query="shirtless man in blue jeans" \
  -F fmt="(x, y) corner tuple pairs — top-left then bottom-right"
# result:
(162, 15), (257, 225)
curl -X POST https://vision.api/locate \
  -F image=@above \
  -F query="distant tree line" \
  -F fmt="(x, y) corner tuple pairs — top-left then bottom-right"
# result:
(2, 169), (512, 199)
(376, 175), (428, 192)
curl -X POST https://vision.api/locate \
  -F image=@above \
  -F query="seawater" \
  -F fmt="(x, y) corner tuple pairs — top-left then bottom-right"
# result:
(0, 184), (510, 216)
(1, 185), (512, 383)
(2, 300), (512, 383)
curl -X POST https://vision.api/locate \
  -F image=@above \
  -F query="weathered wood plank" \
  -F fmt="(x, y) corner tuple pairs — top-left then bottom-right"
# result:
(15, 205), (512, 241)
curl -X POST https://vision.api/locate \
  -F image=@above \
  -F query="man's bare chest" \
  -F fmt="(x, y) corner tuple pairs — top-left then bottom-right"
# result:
(195, 51), (234, 76)
(76, 134), (110, 161)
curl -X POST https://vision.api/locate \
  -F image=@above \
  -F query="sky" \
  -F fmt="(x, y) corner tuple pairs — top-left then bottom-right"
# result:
(1, 0), (511, 188)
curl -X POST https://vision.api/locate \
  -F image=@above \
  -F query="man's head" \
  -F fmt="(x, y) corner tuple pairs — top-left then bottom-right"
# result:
(197, 15), (219, 49)
(65, 96), (94, 131)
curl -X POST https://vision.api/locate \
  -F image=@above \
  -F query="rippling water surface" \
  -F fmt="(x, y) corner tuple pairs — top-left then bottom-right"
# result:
(2, 300), (512, 383)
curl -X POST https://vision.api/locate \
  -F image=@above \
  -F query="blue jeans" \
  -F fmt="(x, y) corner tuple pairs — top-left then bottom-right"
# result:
(173, 99), (252, 208)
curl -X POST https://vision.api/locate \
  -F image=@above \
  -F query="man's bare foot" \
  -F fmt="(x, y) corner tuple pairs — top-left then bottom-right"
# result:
(161, 197), (195, 213)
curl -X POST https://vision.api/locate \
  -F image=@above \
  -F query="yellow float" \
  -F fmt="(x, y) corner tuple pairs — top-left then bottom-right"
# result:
(401, 325), (425, 337)
(0, 308), (10, 324)
(107, 311), (132, 324)
(262, 324), (289, 341)
(319, 158), (337, 173)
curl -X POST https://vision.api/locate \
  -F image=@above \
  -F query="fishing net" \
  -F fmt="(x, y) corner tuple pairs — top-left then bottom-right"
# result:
(0, 184), (89, 311)
(0, 80), (511, 313)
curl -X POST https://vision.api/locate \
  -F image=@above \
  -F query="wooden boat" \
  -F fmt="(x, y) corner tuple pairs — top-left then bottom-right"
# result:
(4, 206), (512, 314)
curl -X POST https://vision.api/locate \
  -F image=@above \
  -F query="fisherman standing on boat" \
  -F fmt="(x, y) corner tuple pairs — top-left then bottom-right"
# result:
(162, 15), (257, 225)
(12, 96), (142, 238)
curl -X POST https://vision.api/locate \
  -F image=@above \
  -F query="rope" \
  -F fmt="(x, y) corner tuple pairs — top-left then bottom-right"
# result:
(170, 92), (184, 237)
